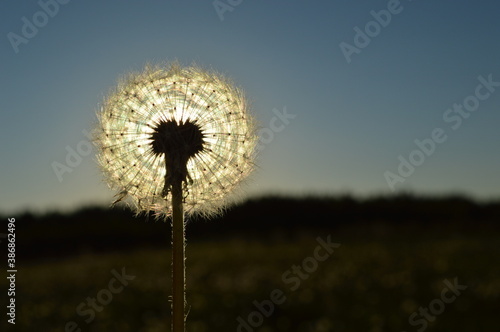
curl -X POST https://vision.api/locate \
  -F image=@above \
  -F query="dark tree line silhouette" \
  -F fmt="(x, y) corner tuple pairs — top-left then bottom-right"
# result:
(4, 194), (499, 261)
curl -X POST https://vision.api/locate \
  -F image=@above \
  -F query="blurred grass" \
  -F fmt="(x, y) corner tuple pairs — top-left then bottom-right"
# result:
(1, 221), (499, 332)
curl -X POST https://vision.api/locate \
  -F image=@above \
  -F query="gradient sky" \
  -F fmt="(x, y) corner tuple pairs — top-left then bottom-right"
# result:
(1, 0), (499, 214)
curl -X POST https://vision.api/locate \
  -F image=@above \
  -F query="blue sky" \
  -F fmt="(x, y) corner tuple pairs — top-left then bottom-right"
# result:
(1, 0), (499, 214)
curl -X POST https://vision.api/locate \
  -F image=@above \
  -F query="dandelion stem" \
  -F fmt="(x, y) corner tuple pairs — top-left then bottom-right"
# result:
(171, 178), (185, 332)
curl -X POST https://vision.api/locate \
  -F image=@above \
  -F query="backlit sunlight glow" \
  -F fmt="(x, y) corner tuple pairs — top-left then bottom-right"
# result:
(95, 63), (257, 217)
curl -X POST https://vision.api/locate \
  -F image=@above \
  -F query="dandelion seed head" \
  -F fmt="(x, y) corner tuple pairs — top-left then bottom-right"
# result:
(95, 63), (257, 218)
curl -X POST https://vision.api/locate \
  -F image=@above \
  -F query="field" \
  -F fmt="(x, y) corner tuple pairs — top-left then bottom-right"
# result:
(2, 219), (499, 332)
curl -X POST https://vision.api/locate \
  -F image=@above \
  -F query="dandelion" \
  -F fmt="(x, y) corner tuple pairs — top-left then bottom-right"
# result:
(95, 63), (256, 217)
(94, 62), (257, 331)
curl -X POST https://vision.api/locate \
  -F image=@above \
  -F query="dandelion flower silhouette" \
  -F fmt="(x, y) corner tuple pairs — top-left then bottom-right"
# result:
(95, 63), (256, 217)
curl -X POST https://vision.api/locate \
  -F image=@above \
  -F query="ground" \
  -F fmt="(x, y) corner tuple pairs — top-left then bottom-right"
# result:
(2, 221), (498, 331)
